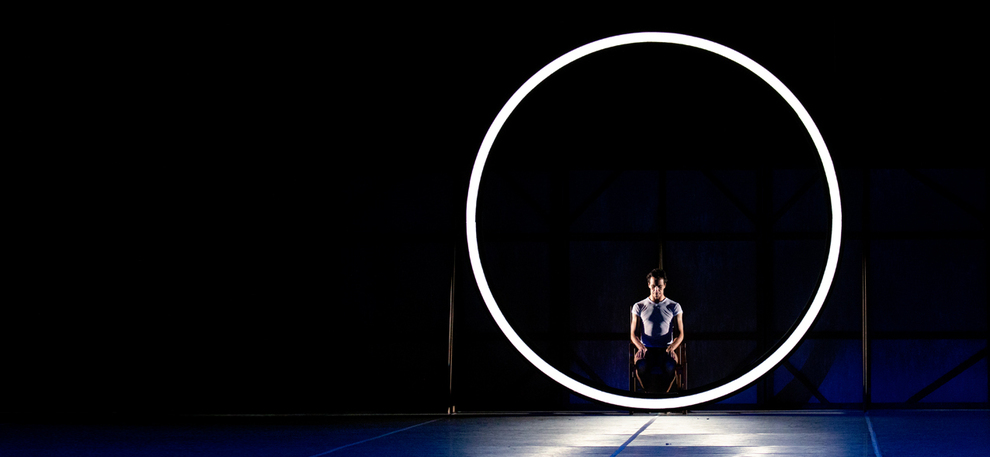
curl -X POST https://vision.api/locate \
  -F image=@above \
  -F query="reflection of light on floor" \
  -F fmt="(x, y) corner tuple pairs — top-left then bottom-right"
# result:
(629, 412), (875, 454)
(440, 413), (876, 455)
(441, 415), (649, 455)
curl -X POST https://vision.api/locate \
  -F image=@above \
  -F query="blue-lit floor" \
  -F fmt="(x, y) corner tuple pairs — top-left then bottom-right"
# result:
(2, 410), (987, 456)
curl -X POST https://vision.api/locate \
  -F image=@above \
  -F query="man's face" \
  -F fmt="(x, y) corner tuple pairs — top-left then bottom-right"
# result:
(648, 277), (666, 300)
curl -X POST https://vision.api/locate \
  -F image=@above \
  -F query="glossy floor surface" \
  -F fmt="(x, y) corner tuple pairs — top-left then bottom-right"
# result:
(2, 410), (987, 456)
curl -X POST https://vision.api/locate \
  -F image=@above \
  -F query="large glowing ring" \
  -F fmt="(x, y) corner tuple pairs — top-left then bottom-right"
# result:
(466, 32), (841, 409)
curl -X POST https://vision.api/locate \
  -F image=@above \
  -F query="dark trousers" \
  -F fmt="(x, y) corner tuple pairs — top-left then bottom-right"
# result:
(635, 347), (676, 393)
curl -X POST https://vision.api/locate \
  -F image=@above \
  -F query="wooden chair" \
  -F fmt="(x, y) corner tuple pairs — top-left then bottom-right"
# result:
(630, 343), (686, 393)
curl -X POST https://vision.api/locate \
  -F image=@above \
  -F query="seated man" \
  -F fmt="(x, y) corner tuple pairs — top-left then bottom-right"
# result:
(631, 268), (684, 393)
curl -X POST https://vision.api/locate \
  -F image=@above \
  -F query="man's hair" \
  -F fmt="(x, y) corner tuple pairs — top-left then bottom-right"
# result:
(646, 268), (667, 284)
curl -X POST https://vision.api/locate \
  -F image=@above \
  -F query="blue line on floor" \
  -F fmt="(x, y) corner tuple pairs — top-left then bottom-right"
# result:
(865, 412), (882, 457)
(309, 418), (440, 456)
(610, 414), (658, 457)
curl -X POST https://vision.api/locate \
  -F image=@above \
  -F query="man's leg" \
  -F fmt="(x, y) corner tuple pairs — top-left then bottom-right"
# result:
(639, 349), (664, 393)
(634, 357), (649, 391)
(661, 352), (677, 392)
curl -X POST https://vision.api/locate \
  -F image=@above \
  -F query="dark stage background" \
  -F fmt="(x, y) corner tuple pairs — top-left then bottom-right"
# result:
(5, 8), (986, 415)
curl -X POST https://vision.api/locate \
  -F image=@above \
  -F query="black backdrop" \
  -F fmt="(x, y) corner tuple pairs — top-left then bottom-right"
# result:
(5, 7), (986, 415)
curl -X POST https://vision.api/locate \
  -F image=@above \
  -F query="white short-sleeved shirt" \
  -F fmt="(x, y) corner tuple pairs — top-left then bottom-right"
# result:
(632, 297), (682, 348)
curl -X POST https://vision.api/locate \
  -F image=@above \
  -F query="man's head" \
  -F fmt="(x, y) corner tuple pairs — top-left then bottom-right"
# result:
(647, 268), (667, 301)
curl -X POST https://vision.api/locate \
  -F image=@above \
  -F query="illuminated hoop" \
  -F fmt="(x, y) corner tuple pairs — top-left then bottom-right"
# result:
(466, 32), (841, 409)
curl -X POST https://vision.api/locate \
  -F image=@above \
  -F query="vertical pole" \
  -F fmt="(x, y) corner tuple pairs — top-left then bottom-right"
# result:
(658, 169), (666, 270)
(862, 169), (872, 410)
(862, 252), (870, 410)
(448, 247), (456, 415)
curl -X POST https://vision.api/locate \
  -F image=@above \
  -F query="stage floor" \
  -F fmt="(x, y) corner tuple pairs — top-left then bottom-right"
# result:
(2, 410), (988, 456)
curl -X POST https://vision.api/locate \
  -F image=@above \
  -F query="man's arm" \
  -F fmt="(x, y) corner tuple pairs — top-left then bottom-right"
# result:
(666, 313), (685, 357)
(631, 313), (647, 356)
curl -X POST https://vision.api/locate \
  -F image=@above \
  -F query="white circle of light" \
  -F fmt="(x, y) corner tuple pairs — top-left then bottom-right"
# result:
(466, 32), (841, 409)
